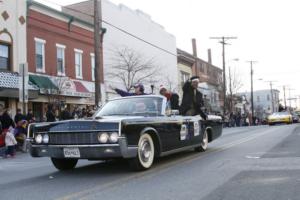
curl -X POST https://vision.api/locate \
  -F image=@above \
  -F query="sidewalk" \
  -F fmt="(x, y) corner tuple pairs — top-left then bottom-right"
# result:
(0, 146), (29, 159)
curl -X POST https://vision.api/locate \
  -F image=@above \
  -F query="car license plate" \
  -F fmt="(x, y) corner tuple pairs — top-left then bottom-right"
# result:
(63, 148), (80, 158)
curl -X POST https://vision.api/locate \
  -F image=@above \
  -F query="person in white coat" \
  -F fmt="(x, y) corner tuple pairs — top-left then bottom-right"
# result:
(4, 127), (17, 158)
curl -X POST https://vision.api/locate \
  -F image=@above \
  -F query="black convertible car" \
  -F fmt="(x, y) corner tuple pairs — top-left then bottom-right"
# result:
(28, 95), (222, 171)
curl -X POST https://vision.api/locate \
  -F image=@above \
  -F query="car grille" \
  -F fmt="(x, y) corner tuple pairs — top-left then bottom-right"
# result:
(49, 132), (99, 145)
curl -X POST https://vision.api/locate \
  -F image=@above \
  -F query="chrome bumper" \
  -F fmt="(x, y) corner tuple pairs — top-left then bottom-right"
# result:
(29, 138), (138, 159)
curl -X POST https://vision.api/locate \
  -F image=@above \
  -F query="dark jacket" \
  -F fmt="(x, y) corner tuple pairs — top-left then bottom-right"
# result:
(14, 113), (26, 124)
(166, 93), (180, 110)
(1, 113), (15, 129)
(26, 113), (34, 122)
(115, 88), (146, 97)
(60, 110), (72, 120)
(46, 110), (56, 122)
(180, 81), (207, 120)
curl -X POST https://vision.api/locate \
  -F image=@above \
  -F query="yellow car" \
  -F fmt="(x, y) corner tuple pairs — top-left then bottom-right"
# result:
(268, 112), (292, 125)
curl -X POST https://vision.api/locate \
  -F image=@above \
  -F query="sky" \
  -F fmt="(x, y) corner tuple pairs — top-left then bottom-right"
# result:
(36, 0), (300, 107)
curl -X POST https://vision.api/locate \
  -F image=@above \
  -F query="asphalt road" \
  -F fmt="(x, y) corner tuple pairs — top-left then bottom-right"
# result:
(1, 124), (300, 200)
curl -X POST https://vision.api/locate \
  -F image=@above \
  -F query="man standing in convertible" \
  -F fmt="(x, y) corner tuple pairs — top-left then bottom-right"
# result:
(180, 76), (207, 120)
(111, 83), (146, 97)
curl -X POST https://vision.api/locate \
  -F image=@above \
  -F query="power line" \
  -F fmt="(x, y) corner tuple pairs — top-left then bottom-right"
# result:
(33, 0), (178, 57)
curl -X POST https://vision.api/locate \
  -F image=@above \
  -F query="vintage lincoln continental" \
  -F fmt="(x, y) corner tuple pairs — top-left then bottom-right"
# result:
(28, 95), (222, 171)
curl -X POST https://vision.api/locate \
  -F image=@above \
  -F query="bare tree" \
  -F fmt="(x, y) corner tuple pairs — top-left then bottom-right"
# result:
(107, 46), (159, 92)
(227, 66), (243, 113)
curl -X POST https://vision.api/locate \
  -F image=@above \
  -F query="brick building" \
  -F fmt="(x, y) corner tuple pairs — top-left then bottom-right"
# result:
(26, 1), (104, 121)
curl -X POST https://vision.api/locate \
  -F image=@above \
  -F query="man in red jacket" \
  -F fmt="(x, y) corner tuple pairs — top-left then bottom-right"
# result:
(159, 85), (179, 110)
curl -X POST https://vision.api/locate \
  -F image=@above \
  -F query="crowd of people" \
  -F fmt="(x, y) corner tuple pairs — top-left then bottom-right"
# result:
(0, 108), (35, 158)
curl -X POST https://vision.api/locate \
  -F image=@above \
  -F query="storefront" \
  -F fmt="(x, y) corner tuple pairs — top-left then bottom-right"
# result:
(0, 71), (39, 115)
(28, 74), (94, 121)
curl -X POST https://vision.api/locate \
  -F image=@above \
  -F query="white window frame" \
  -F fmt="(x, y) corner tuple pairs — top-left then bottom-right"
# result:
(74, 48), (83, 79)
(34, 37), (46, 73)
(56, 44), (66, 76)
(90, 53), (95, 81)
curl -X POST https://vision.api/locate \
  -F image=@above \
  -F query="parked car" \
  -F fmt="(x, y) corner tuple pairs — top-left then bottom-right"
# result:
(267, 111), (292, 125)
(292, 113), (300, 123)
(28, 95), (223, 171)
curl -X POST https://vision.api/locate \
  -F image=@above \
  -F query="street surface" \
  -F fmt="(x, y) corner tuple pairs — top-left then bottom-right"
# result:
(1, 124), (300, 200)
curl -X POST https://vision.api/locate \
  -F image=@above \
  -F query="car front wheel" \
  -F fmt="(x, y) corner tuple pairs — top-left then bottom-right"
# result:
(195, 130), (209, 152)
(51, 158), (78, 170)
(129, 133), (155, 171)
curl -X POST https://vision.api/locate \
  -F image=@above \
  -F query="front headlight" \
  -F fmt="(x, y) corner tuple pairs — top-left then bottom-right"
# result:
(35, 134), (42, 144)
(98, 133), (109, 143)
(43, 134), (49, 143)
(109, 132), (119, 143)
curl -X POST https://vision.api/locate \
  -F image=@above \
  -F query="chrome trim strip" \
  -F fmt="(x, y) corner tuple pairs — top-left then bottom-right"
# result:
(160, 144), (201, 157)
(48, 130), (119, 133)
(31, 144), (120, 148)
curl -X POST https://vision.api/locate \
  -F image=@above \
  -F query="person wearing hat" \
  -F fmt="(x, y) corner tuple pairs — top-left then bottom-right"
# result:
(180, 76), (207, 120)
(111, 83), (147, 97)
(159, 85), (179, 110)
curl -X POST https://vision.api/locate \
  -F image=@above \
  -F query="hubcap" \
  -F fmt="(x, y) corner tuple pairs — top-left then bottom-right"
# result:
(139, 139), (152, 163)
(202, 131), (208, 149)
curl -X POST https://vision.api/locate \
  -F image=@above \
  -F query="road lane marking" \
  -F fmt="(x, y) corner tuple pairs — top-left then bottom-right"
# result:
(56, 126), (283, 200)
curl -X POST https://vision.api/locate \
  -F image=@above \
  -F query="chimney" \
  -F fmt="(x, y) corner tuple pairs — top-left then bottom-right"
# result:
(192, 38), (198, 57)
(208, 49), (212, 64)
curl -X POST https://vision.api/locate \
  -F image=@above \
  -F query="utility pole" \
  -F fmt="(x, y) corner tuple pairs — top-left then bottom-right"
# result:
(246, 61), (258, 125)
(94, 0), (102, 107)
(210, 36), (237, 115)
(265, 81), (277, 112)
(283, 85), (287, 109)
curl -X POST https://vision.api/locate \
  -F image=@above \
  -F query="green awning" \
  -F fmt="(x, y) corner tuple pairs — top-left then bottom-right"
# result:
(29, 75), (58, 92)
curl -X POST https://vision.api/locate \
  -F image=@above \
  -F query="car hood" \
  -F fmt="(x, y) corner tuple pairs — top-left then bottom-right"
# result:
(32, 116), (145, 133)
(269, 115), (290, 119)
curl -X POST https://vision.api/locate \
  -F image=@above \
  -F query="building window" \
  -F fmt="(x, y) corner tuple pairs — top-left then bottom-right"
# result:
(90, 53), (95, 81)
(35, 38), (46, 73)
(0, 43), (10, 70)
(74, 49), (83, 79)
(257, 96), (260, 102)
(267, 94), (270, 101)
(56, 44), (66, 76)
(180, 71), (190, 85)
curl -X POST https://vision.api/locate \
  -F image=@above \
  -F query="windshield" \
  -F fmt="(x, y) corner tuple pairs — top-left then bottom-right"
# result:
(95, 97), (164, 117)
(272, 112), (290, 116)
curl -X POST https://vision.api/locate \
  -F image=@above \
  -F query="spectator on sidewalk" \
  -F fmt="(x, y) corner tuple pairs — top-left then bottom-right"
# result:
(14, 108), (26, 125)
(1, 109), (15, 130)
(4, 127), (17, 158)
(26, 109), (35, 124)
(46, 104), (56, 122)
(60, 106), (72, 120)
